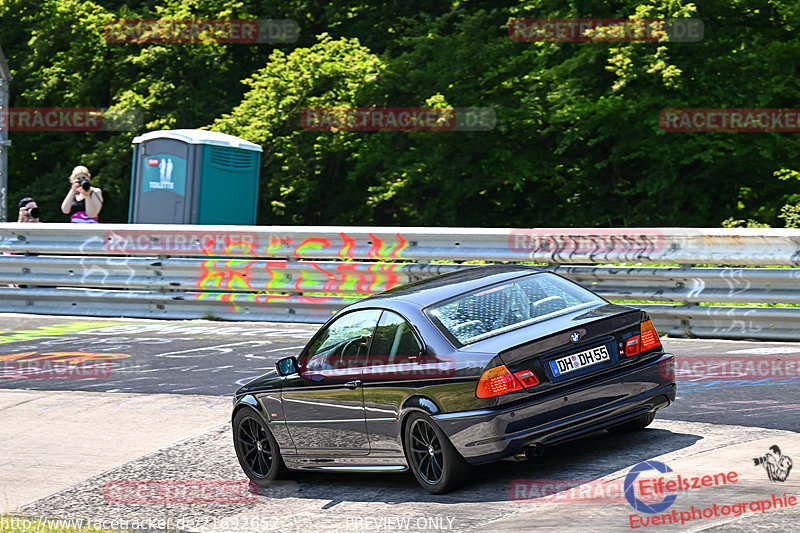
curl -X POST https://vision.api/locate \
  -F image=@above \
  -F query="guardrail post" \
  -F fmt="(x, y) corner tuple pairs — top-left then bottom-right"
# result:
(677, 263), (698, 337)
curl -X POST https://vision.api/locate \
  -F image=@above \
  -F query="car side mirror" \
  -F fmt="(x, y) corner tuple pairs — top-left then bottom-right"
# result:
(276, 356), (299, 376)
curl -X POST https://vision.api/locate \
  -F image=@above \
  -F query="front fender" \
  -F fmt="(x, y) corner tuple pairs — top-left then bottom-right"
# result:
(232, 392), (296, 455)
(231, 394), (263, 421)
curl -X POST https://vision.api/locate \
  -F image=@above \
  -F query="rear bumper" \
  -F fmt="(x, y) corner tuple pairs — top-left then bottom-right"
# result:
(433, 353), (676, 465)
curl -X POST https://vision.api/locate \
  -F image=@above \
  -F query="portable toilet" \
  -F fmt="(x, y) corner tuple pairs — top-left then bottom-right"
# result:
(129, 129), (262, 225)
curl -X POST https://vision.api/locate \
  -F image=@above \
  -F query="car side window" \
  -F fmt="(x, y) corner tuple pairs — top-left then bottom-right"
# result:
(369, 311), (423, 364)
(299, 309), (382, 375)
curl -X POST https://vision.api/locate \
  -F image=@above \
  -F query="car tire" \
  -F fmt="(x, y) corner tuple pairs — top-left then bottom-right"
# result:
(233, 407), (287, 485)
(403, 412), (471, 494)
(608, 412), (656, 433)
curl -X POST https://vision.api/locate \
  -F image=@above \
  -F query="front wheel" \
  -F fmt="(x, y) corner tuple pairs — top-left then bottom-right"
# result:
(233, 407), (286, 485)
(404, 412), (471, 494)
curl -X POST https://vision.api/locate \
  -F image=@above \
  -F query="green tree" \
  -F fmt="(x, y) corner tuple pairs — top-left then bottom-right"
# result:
(4, 0), (800, 228)
(775, 169), (800, 228)
(211, 34), (385, 224)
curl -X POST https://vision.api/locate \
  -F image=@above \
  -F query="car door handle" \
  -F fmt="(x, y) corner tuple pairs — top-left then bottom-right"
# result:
(344, 380), (363, 390)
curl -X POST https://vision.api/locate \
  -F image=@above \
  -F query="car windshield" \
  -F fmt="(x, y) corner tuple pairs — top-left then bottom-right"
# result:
(426, 273), (604, 345)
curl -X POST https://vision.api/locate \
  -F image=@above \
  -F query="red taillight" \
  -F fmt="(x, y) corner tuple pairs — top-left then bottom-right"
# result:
(625, 320), (662, 358)
(625, 335), (641, 357)
(476, 365), (523, 398)
(513, 369), (540, 388)
(640, 320), (662, 351)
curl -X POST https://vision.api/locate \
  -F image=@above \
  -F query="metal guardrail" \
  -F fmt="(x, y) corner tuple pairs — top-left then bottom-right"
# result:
(0, 255), (464, 293)
(639, 305), (800, 342)
(2, 223), (800, 264)
(1, 223), (799, 339)
(548, 265), (800, 304)
(0, 287), (350, 323)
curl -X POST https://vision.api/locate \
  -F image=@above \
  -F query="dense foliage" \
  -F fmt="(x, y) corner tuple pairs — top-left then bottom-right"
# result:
(1, 0), (799, 226)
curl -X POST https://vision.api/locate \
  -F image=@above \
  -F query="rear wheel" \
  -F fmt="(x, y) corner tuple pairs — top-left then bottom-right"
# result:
(233, 407), (286, 485)
(404, 412), (470, 494)
(608, 412), (656, 433)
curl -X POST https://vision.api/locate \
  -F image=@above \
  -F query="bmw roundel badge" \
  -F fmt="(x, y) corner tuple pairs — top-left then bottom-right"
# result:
(570, 331), (581, 343)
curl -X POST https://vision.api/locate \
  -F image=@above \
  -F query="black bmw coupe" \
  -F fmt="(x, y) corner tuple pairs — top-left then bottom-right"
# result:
(232, 265), (676, 493)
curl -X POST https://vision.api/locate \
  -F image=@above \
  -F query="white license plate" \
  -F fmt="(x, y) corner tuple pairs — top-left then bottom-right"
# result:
(549, 345), (610, 377)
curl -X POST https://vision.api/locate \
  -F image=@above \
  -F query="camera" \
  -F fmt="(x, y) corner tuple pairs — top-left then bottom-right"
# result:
(753, 456), (767, 466)
(79, 178), (91, 192)
(26, 207), (40, 219)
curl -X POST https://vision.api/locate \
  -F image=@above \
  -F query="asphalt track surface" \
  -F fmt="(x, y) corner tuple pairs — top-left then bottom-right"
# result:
(0, 315), (319, 396)
(1, 314), (799, 532)
(1, 315), (799, 432)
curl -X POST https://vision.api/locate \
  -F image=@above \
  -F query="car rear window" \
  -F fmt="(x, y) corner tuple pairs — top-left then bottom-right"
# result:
(426, 273), (604, 345)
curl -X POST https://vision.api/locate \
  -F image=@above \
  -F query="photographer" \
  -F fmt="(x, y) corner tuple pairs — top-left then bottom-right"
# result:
(17, 197), (41, 223)
(754, 445), (793, 482)
(61, 165), (103, 223)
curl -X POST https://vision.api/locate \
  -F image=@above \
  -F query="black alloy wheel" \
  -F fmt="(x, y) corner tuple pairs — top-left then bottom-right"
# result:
(409, 416), (444, 484)
(233, 408), (285, 485)
(404, 412), (470, 494)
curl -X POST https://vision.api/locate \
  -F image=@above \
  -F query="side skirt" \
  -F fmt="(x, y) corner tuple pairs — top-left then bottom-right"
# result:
(282, 454), (409, 472)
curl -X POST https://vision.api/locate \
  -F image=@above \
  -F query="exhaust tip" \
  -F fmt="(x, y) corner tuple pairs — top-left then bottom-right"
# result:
(524, 444), (545, 459)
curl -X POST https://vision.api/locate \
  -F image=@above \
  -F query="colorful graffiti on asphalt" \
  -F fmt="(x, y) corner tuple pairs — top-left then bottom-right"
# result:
(0, 351), (131, 364)
(0, 322), (123, 345)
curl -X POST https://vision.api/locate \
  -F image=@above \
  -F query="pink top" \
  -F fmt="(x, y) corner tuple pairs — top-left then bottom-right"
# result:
(70, 212), (99, 223)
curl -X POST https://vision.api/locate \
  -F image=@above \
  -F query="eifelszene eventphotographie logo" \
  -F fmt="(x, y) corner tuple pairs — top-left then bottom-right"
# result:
(624, 460), (678, 514)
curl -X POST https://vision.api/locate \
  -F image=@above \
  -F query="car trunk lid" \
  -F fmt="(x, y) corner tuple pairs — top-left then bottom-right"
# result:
(492, 304), (645, 389)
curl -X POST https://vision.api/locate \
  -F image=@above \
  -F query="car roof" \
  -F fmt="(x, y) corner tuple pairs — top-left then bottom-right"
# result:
(352, 264), (544, 309)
